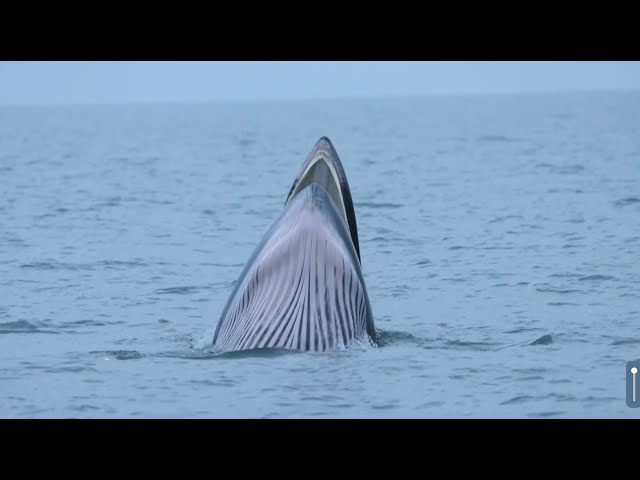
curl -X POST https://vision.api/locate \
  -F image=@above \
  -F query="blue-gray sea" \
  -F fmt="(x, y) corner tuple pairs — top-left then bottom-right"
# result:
(1, 92), (639, 418)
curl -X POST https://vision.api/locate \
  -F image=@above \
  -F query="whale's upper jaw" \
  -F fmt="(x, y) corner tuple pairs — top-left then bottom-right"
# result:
(285, 136), (361, 262)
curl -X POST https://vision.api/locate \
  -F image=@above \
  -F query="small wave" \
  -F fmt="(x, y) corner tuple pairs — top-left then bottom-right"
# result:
(356, 202), (404, 209)
(477, 135), (518, 143)
(512, 367), (549, 374)
(234, 136), (256, 148)
(190, 378), (236, 387)
(614, 197), (640, 207)
(527, 411), (566, 418)
(547, 302), (580, 306)
(154, 286), (202, 295)
(501, 393), (575, 405)
(60, 320), (107, 327)
(365, 236), (388, 244)
(500, 395), (536, 405)
(0, 320), (38, 332)
(91, 350), (146, 360)
(46, 366), (97, 373)
(535, 163), (585, 174)
(444, 340), (498, 350)
(100, 260), (148, 269)
(376, 330), (423, 347)
(548, 272), (584, 279)
(155, 350), (220, 360)
(584, 396), (619, 404)
(535, 162), (552, 169)
(0, 320), (58, 334)
(557, 165), (585, 174)
(530, 334), (553, 345)
(200, 262), (244, 268)
(611, 338), (640, 346)
(578, 275), (615, 281)
(73, 405), (101, 412)
(20, 261), (97, 271)
(517, 376), (545, 382)
(488, 215), (522, 224)
(20, 262), (64, 270)
(536, 287), (584, 294)
(504, 327), (543, 334)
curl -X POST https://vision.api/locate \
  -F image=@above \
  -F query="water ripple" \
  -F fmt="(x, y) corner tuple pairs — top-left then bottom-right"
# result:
(501, 393), (576, 405)
(154, 286), (202, 295)
(356, 202), (404, 209)
(610, 338), (640, 346)
(91, 350), (146, 360)
(614, 197), (640, 207)
(536, 287), (585, 294)
(0, 320), (58, 334)
(578, 275), (615, 281)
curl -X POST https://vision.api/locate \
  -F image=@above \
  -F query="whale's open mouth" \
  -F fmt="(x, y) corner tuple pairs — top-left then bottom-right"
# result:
(285, 137), (361, 262)
(286, 151), (348, 226)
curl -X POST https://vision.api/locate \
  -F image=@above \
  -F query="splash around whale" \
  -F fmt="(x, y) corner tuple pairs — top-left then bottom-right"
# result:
(211, 137), (376, 353)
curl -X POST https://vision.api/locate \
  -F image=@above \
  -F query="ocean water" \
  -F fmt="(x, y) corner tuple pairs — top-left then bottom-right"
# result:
(1, 92), (639, 418)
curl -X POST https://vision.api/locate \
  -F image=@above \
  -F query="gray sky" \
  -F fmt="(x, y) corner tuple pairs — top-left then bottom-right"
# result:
(0, 61), (639, 105)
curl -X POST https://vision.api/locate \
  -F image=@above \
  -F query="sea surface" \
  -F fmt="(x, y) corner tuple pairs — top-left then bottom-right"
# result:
(1, 92), (639, 418)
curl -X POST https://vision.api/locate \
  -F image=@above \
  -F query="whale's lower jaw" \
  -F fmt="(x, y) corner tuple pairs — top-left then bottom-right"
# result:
(211, 184), (375, 353)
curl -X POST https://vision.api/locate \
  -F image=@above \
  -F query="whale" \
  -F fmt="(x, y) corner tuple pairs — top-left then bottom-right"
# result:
(211, 136), (376, 353)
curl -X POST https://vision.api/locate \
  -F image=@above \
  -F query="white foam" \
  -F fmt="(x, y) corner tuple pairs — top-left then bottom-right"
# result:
(194, 326), (217, 351)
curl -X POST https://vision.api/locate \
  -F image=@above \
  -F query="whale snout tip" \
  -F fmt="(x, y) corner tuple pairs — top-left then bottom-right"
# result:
(315, 136), (335, 150)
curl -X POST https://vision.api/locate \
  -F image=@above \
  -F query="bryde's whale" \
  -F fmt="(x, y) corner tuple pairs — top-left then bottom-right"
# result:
(211, 137), (376, 353)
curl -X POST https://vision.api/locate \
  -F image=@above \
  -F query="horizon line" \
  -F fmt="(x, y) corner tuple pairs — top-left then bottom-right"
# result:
(1, 87), (638, 108)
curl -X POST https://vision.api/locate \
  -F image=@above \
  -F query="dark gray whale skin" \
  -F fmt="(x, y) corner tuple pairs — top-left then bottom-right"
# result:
(211, 137), (376, 353)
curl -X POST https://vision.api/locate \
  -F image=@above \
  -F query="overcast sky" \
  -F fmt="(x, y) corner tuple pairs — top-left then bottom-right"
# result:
(0, 61), (638, 105)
